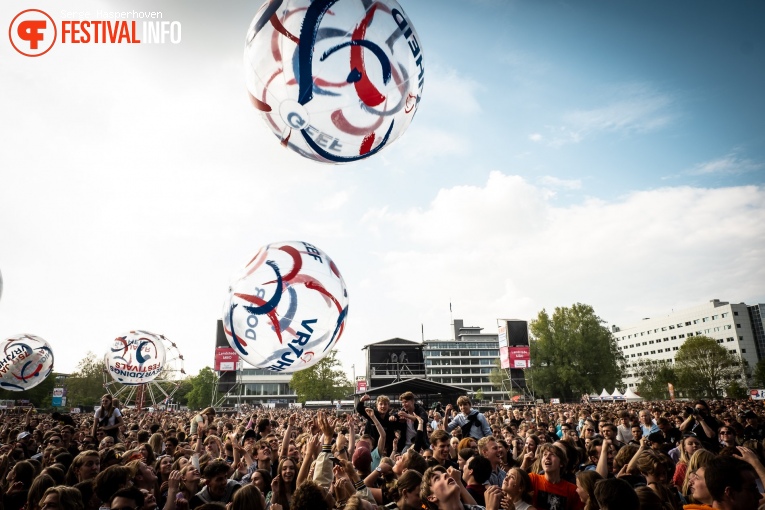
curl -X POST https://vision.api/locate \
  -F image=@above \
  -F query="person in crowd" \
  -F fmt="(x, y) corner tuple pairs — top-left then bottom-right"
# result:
(594, 478), (639, 510)
(40, 486), (85, 510)
(429, 430), (458, 470)
(395, 393), (430, 454)
(704, 456), (760, 510)
(93, 395), (123, 443)
(443, 397), (492, 441)
(575, 470), (602, 510)
(356, 395), (399, 457)
(501, 467), (536, 510)
(522, 443), (582, 510)
(461, 455), (491, 505)
(420, 465), (499, 510)
(189, 459), (240, 508)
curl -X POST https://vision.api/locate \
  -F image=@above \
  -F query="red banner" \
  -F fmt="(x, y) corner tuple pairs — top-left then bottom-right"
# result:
(215, 347), (239, 371)
(507, 346), (530, 368)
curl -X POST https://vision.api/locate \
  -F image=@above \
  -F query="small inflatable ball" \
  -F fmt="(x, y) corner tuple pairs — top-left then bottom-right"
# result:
(0, 334), (54, 391)
(106, 331), (166, 385)
(223, 241), (348, 373)
(244, 0), (424, 163)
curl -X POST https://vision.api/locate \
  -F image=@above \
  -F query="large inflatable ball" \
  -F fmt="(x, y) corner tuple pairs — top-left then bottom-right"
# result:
(223, 241), (348, 372)
(0, 334), (54, 391)
(106, 331), (166, 385)
(244, 0), (424, 163)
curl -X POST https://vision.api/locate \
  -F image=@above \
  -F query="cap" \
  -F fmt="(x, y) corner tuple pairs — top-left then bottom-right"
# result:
(352, 446), (372, 472)
(242, 429), (257, 442)
(17, 432), (30, 441)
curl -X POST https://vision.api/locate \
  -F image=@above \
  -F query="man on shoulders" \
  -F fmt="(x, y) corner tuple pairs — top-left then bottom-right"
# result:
(444, 396), (492, 440)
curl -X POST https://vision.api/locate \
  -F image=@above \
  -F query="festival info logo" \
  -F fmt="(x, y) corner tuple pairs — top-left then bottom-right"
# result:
(9, 8), (181, 57)
(9, 9), (56, 57)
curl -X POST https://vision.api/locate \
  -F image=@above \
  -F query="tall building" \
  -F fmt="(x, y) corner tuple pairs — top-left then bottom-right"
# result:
(422, 319), (502, 402)
(613, 299), (764, 389)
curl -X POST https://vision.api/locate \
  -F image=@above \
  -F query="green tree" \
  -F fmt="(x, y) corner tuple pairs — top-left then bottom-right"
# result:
(173, 378), (193, 406)
(726, 380), (749, 399)
(753, 359), (765, 388)
(474, 388), (485, 402)
(675, 335), (745, 398)
(290, 351), (352, 404)
(635, 360), (677, 400)
(528, 303), (625, 402)
(186, 367), (217, 410)
(66, 352), (107, 407)
(489, 359), (516, 399)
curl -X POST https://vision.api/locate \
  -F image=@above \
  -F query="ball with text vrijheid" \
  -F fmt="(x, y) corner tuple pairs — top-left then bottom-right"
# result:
(223, 241), (348, 373)
(0, 334), (54, 391)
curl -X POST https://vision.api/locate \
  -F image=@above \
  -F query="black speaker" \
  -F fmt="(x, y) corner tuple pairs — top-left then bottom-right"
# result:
(506, 320), (528, 346)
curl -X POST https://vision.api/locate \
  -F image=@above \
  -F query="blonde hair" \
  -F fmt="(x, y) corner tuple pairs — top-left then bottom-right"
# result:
(681, 449), (716, 500)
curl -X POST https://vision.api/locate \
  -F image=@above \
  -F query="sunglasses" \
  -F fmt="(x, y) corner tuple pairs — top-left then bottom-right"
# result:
(719, 431), (733, 435)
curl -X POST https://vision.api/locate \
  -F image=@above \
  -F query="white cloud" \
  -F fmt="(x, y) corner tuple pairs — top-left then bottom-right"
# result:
(421, 65), (482, 116)
(358, 173), (765, 343)
(529, 133), (543, 142)
(538, 175), (582, 190)
(688, 151), (764, 176)
(545, 83), (674, 146)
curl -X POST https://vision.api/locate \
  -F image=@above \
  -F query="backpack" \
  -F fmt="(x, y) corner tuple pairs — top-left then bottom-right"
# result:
(460, 412), (480, 438)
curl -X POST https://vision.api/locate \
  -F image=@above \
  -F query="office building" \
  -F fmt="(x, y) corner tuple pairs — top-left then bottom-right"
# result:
(613, 299), (764, 389)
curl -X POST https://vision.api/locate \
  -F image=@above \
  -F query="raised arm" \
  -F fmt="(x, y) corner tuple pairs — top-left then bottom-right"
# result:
(626, 437), (649, 475)
(297, 434), (320, 486)
(365, 408), (387, 457)
(596, 439), (611, 478)
(280, 414), (295, 459)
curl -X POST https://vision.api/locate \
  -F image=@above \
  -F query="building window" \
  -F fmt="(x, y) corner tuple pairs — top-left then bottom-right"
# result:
(737, 324), (742, 328)
(679, 334), (685, 338)
(742, 349), (747, 353)
(734, 311), (739, 316)
(685, 321), (692, 326)
(722, 313), (728, 318)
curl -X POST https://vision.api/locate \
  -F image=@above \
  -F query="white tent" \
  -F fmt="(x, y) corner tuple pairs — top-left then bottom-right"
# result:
(599, 388), (612, 401)
(611, 388), (625, 400)
(623, 388), (644, 402)
(589, 393), (601, 402)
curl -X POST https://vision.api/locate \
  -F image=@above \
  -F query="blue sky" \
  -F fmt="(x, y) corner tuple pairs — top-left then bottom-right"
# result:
(0, 0), (763, 381)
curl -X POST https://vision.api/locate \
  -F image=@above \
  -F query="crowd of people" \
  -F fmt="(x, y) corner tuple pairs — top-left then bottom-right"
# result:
(2, 391), (765, 510)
